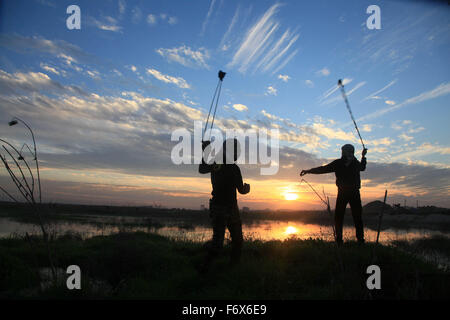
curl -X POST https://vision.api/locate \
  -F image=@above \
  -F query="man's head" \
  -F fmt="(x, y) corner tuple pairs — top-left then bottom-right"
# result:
(341, 144), (355, 160)
(222, 138), (240, 163)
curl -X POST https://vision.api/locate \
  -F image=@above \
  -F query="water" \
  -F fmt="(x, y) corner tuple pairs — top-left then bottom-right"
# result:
(0, 216), (447, 244)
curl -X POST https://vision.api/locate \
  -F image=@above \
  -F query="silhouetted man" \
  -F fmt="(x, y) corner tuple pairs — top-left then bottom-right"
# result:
(300, 144), (367, 245)
(199, 139), (250, 271)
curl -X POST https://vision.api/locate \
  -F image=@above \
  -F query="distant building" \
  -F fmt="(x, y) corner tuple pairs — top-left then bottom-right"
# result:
(200, 204), (207, 211)
(242, 207), (250, 213)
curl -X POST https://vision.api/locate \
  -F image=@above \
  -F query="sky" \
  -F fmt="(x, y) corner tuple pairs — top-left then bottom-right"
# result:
(0, 0), (449, 210)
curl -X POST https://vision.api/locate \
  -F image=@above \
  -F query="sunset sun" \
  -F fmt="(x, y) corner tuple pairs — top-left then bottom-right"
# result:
(284, 193), (299, 201)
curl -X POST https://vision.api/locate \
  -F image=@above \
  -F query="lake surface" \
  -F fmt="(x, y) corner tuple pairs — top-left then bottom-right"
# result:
(0, 216), (448, 244)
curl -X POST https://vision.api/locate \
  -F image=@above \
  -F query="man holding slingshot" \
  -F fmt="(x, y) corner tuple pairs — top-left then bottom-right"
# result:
(300, 145), (368, 245)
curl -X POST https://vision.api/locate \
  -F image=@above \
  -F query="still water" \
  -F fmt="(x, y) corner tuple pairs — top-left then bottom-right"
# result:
(0, 217), (447, 244)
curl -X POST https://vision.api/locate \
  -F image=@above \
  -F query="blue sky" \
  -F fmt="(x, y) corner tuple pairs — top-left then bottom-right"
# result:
(0, 0), (449, 209)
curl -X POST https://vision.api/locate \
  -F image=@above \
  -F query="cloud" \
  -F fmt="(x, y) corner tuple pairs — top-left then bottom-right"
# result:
(316, 68), (330, 77)
(168, 17), (178, 25)
(1, 70), (449, 208)
(261, 110), (279, 121)
(0, 69), (86, 96)
(0, 34), (97, 65)
(358, 82), (450, 122)
(147, 14), (157, 25)
(361, 124), (373, 132)
(89, 16), (122, 32)
(219, 5), (241, 51)
(399, 133), (414, 142)
(201, 0), (217, 35)
(362, 79), (397, 101)
(319, 78), (352, 102)
(265, 86), (277, 96)
(146, 68), (190, 89)
(385, 100), (396, 105)
(278, 74), (290, 82)
(321, 81), (366, 105)
(40, 63), (62, 76)
(131, 7), (142, 24)
(311, 122), (355, 141)
(156, 45), (210, 69)
(227, 3), (299, 74)
(86, 70), (100, 79)
(130, 65), (137, 73)
(408, 127), (424, 134)
(391, 143), (450, 161)
(118, 0), (126, 15)
(305, 80), (314, 88)
(232, 104), (248, 112)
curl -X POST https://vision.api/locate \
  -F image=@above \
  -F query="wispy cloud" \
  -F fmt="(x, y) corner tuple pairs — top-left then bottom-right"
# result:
(201, 0), (217, 35)
(0, 34), (96, 65)
(131, 7), (142, 24)
(40, 63), (62, 76)
(146, 68), (190, 89)
(305, 80), (314, 88)
(86, 69), (100, 79)
(362, 79), (397, 101)
(146, 13), (177, 26)
(318, 78), (352, 103)
(358, 82), (450, 122)
(219, 5), (240, 51)
(118, 0), (126, 15)
(399, 133), (414, 141)
(156, 46), (210, 69)
(316, 68), (330, 77)
(90, 16), (122, 32)
(227, 3), (299, 74)
(321, 81), (366, 105)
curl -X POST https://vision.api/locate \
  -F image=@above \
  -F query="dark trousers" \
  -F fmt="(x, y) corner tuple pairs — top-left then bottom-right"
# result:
(335, 188), (364, 243)
(207, 201), (243, 263)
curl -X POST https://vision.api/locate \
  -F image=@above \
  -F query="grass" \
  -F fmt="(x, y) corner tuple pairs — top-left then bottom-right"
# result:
(0, 231), (449, 300)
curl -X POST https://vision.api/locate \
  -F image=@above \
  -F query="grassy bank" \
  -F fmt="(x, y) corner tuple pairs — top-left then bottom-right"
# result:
(0, 232), (449, 299)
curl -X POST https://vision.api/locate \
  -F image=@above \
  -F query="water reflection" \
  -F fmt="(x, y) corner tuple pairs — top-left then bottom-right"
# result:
(0, 217), (448, 244)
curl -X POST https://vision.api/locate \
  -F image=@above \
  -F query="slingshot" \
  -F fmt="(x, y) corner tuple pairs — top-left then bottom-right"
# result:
(203, 70), (226, 142)
(338, 79), (366, 150)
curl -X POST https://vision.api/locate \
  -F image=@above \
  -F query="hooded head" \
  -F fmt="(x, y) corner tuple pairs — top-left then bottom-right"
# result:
(222, 138), (240, 163)
(341, 144), (355, 161)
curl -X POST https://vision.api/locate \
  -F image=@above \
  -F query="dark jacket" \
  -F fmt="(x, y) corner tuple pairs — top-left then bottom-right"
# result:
(199, 162), (246, 207)
(309, 156), (367, 189)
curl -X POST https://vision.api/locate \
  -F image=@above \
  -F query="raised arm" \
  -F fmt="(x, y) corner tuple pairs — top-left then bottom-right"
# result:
(199, 141), (213, 174)
(360, 148), (367, 171)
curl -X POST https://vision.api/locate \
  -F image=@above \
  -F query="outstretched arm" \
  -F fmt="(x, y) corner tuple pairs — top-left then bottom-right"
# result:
(300, 160), (337, 176)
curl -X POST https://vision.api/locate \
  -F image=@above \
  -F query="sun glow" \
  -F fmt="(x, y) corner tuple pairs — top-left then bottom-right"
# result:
(284, 193), (299, 201)
(285, 226), (299, 235)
